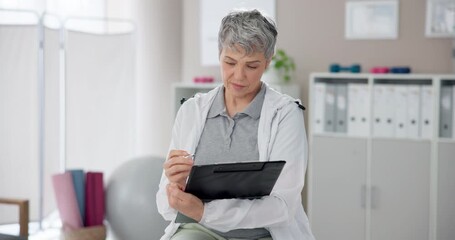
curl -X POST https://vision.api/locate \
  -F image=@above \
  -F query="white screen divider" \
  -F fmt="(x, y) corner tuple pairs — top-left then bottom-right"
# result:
(0, 10), (41, 225)
(62, 17), (136, 183)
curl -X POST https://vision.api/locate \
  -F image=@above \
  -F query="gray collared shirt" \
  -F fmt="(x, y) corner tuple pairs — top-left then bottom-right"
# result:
(194, 83), (265, 165)
(193, 83), (271, 239)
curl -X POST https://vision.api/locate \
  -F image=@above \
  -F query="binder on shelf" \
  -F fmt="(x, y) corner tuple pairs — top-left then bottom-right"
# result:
(324, 83), (336, 133)
(313, 82), (326, 134)
(383, 84), (396, 137)
(373, 84), (384, 137)
(347, 83), (359, 136)
(394, 85), (408, 138)
(373, 84), (395, 137)
(85, 172), (105, 227)
(68, 169), (85, 226)
(357, 84), (370, 136)
(420, 85), (434, 139)
(334, 83), (348, 133)
(439, 85), (453, 138)
(52, 172), (84, 230)
(406, 85), (421, 138)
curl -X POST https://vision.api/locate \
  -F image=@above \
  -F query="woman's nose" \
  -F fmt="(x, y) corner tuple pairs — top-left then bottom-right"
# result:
(233, 65), (246, 81)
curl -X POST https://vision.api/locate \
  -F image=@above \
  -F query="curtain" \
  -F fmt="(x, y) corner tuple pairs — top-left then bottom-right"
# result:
(0, 24), (40, 223)
(0, 15), (136, 226)
(64, 28), (135, 180)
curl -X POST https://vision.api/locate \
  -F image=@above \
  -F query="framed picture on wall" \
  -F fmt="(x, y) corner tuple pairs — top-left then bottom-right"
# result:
(425, 0), (455, 37)
(345, 0), (399, 39)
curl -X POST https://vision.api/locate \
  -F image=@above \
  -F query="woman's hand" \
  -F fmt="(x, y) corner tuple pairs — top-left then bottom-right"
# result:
(164, 150), (194, 188)
(167, 182), (204, 222)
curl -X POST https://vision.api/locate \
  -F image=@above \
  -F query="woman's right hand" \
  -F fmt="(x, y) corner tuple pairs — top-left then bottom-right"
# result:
(163, 150), (194, 189)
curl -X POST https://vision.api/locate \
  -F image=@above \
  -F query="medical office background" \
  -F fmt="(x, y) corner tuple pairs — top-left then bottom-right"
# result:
(0, 0), (454, 239)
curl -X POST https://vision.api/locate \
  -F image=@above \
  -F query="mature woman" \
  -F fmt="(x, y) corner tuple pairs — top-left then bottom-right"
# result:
(156, 9), (315, 240)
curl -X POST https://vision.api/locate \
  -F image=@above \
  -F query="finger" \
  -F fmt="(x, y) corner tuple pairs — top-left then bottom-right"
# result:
(168, 150), (189, 160)
(167, 184), (185, 209)
(165, 164), (192, 176)
(169, 183), (193, 201)
(163, 156), (193, 169)
(166, 172), (191, 185)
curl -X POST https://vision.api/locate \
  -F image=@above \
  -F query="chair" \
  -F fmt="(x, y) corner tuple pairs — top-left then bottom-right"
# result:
(0, 198), (29, 239)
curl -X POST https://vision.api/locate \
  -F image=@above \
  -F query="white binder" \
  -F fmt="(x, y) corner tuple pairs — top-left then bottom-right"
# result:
(439, 85), (453, 138)
(357, 84), (370, 136)
(335, 84), (348, 133)
(406, 85), (421, 138)
(420, 85), (434, 139)
(347, 83), (359, 136)
(383, 84), (396, 137)
(347, 83), (369, 137)
(324, 84), (337, 133)
(373, 84), (386, 137)
(313, 82), (326, 134)
(394, 85), (408, 138)
(374, 84), (395, 137)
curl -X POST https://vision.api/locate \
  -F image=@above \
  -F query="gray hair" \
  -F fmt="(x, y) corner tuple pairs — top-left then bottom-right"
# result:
(218, 9), (277, 60)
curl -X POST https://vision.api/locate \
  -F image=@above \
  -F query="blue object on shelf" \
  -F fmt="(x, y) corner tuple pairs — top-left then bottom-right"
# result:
(329, 64), (361, 73)
(390, 67), (411, 74)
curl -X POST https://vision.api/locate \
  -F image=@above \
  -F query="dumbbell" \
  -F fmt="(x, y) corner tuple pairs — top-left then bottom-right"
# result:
(370, 67), (389, 73)
(390, 66), (411, 74)
(370, 66), (411, 74)
(329, 64), (361, 73)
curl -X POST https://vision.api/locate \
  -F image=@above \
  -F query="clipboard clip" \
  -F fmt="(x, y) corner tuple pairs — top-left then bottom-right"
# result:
(213, 162), (265, 173)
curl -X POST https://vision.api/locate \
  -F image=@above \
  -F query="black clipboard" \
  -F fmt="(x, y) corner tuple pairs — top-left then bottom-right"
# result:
(175, 160), (286, 223)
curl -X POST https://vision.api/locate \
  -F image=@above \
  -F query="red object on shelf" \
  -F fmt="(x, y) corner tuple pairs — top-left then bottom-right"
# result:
(85, 172), (104, 227)
(193, 76), (214, 83)
(370, 67), (389, 73)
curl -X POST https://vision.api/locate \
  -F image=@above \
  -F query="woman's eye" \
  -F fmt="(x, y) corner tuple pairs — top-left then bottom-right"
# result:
(225, 62), (235, 66)
(247, 65), (258, 69)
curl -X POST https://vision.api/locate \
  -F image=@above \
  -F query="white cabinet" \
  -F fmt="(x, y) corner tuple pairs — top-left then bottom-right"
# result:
(307, 73), (455, 240)
(311, 136), (367, 240)
(370, 139), (430, 240)
(172, 82), (301, 117)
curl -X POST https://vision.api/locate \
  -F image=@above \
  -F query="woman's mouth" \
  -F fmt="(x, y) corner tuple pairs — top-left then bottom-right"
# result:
(231, 82), (245, 90)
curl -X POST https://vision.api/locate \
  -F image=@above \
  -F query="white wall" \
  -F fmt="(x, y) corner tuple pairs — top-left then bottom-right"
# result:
(107, 0), (453, 158)
(107, 0), (183, 158)
(182, 0), (453, 123)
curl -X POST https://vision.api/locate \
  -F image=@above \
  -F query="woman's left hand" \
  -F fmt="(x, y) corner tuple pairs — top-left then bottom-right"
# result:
(167, 182), (204, 222)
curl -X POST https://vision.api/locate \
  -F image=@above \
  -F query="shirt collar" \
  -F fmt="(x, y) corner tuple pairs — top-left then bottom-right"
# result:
(207, 83), (265, 119)
(207, 87), (226, 118)
(242, 83), (265, 119)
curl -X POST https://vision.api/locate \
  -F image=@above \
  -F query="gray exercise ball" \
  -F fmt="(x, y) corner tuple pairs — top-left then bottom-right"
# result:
(106, 156), (168, 240)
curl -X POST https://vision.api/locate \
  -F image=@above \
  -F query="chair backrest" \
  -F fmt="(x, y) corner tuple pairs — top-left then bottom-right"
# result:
(0, 198), (29, 238)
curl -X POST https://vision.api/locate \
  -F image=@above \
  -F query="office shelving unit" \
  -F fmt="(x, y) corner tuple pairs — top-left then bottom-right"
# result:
(307, 73), (455, 240)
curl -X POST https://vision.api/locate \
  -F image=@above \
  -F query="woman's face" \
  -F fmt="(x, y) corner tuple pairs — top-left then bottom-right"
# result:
(220, 46), (269, 101)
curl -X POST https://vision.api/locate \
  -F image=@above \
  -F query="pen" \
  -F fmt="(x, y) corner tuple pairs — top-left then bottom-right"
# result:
(184, 154), (195, 160)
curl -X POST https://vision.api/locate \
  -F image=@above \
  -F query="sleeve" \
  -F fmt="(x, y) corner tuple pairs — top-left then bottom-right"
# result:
(156, 104), (183, 221)
(199, 104), (307, 231)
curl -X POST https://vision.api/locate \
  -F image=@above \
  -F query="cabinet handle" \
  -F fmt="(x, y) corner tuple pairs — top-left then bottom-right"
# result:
(361, 185), (366, 208)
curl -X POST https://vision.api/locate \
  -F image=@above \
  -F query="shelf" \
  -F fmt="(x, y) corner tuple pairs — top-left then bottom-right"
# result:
(308, 73), (455, 240)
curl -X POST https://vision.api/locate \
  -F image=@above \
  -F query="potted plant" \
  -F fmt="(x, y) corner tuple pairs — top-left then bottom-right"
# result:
(262, 49), (296, 84)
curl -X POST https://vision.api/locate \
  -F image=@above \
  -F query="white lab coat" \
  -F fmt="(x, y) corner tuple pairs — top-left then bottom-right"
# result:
(156, 84), (315, 240)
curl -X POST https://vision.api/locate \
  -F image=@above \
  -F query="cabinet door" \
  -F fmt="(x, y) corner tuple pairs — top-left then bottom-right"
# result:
(371, 139), (430, 240)
(311, 136), (367, 240)
(437, 142), (455, 240)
